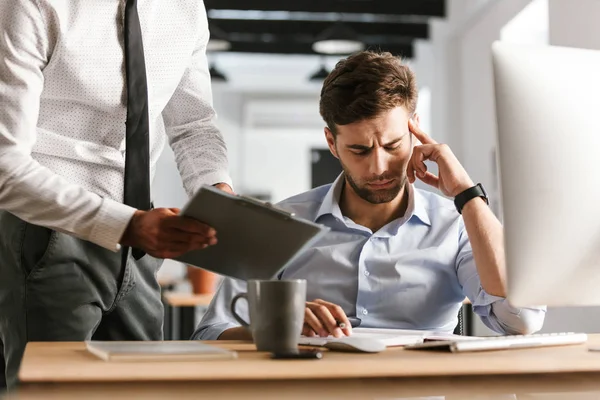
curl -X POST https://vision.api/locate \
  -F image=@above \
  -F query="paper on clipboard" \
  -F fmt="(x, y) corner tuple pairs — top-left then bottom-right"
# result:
(174, 185), (329, 281)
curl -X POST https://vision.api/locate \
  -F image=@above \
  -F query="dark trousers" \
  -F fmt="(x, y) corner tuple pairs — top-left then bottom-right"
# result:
(0, 211), (164, 390)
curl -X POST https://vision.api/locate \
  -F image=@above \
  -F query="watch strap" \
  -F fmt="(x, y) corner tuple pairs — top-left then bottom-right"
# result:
(454, 183), (489, 214)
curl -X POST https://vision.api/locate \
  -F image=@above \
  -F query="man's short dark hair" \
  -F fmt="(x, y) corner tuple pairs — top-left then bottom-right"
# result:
(319, 50), (418, 135)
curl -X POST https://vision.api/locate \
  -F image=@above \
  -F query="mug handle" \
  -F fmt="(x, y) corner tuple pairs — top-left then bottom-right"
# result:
(230, 293), (250, 327)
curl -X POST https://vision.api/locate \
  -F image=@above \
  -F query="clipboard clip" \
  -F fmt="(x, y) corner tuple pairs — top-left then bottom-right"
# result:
(238, 195), (296, 220)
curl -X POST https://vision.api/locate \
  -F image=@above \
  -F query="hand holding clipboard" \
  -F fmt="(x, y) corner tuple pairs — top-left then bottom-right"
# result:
(174, 185), (329, 281)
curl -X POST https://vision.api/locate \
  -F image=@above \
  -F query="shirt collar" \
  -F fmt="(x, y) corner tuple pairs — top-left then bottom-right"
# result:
(314, 173), (431, 227)
(315, 173), (346, 222)
(408, 184), (431, 226)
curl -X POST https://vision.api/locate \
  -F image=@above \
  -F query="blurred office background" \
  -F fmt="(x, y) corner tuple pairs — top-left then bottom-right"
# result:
(154, 0), (600, 336)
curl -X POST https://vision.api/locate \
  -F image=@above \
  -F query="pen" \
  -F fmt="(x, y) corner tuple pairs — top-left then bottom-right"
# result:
(337, 317), (361, 329)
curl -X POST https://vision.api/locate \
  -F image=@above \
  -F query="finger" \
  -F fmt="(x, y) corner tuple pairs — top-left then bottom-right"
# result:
(414, 144), (443, 172)
(313, 299), (351, 336)
(310, 300), (344, 338)
(167, 216), (216, 237)
(302, 324), (317, 337)
(408, 119), (437, 145)
(159, 231), (218, 249)
(406, 160), (416, 184)
(418, 171), (440, 188)
(304, 306), (328, 337)
(410, 147), (428, 175)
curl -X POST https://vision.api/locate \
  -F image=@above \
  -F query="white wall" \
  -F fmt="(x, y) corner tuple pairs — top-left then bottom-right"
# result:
(549, 0), (600, 50)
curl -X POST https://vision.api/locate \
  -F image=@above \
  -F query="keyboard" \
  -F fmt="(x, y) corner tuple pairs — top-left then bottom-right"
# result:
(404, 332), (588, 353)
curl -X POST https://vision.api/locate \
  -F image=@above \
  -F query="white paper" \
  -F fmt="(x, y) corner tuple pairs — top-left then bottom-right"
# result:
(298, 327), (480, 348)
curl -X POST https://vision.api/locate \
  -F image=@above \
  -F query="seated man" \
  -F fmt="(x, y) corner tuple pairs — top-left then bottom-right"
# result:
(193, 51), (545, 341)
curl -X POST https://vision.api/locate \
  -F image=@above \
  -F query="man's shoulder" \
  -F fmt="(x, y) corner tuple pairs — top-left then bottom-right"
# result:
(276, 185), (331, 221)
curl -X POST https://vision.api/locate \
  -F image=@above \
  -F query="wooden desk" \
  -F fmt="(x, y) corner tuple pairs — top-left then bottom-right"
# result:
(162, 292), (213, 340)
(15, 335), (600, 399)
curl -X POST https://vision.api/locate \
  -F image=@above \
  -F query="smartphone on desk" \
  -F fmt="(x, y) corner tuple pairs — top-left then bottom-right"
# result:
(270, 349), (323, 360)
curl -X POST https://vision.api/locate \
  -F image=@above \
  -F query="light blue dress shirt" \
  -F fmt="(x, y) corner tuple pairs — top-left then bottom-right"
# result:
(193, 174), (545, 340)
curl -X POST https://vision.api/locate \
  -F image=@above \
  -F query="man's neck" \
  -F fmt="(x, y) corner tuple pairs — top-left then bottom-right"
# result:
(339, 180), (410, 232)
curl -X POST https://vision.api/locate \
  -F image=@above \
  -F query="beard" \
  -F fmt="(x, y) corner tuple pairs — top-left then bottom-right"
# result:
(342, 164), (406, 204)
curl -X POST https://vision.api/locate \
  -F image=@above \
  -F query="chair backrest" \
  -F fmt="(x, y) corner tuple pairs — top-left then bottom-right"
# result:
(453, 307), (464, 336)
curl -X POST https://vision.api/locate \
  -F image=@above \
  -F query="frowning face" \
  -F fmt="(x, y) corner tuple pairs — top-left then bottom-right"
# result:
(325, 106), (414, 204)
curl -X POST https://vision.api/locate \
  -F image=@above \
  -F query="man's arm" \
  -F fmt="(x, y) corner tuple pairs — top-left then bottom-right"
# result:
(192, 277), (250, 340)
(0, 0), (135, 251)
(407, 119), (546, 334)
(161, 4), (232, 196)
(460, 198), (506, 296)
(456, 221), (545, 335)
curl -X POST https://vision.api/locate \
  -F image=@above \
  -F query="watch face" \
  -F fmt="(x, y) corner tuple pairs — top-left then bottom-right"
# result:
(479, 183), (488, 197)
(478, 183), (489, 204)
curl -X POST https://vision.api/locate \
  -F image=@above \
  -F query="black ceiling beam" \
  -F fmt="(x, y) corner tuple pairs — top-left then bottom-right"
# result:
(205, 0), (445, 17)
(209, 19), (428, 39)
(222, 41), (414, 58)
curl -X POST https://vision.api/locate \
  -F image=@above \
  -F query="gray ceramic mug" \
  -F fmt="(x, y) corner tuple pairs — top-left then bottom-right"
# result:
(230, 279), (306, 353)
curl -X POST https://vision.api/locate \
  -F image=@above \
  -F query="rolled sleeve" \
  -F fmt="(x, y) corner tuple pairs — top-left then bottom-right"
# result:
(192, 277), (248, 340)
(472, 286), (546, 335)
(456, 220), (546, 335)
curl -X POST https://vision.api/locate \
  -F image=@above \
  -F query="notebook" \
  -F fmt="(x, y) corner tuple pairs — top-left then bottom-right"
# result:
(298, 327), (479, 348)
(85, 341), (237, 362)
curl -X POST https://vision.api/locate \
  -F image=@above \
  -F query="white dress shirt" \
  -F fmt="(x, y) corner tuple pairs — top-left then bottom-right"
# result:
(0, 0), (231, 251)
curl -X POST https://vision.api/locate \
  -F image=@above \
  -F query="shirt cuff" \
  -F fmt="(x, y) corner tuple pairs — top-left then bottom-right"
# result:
(471, 287), (523, 318)
(89, 198), (137, 251)
(192, 322), (239, 340)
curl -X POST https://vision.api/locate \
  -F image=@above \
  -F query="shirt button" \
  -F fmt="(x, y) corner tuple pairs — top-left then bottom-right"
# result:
(362, 309), (368, 315)
(364, 270), (370, 276)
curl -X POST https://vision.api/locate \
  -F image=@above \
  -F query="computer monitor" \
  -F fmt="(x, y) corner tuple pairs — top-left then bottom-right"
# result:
(492, 42), (600, 308)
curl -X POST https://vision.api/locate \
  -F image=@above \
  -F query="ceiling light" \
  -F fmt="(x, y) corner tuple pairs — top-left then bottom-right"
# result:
(207, 39), (231, 52)
(312, 22), (365, 55)
(207, 22), (231, 52)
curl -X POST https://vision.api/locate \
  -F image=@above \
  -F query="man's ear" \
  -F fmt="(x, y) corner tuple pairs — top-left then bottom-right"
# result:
(324, 127), (339, 159)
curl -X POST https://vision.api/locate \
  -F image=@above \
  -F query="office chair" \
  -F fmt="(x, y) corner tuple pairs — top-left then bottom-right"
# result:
(453, 306), (465, 336)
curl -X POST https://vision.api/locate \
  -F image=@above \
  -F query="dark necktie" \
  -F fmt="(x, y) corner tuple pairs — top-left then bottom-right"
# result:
(124, 0), (150, 260)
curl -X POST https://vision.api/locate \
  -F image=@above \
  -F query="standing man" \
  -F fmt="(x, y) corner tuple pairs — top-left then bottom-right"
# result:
(0, 0), (231, 389)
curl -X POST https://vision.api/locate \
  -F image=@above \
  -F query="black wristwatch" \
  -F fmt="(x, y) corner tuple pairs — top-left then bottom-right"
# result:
(454, 183), (489, 214)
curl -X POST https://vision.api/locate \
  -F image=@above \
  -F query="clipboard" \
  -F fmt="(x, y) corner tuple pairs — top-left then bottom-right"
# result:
(174, 185), (329, 281)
